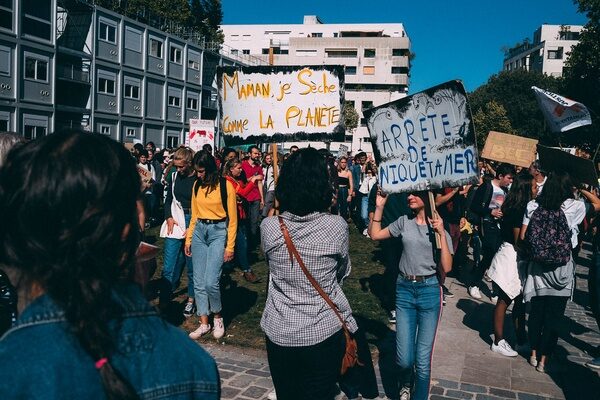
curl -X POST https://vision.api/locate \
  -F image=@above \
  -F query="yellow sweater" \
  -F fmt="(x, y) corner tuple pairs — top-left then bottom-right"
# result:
(185, 180), (238, 252)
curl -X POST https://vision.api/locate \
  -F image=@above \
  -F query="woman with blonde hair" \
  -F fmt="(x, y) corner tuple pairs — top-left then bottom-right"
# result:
(337, 156), (353, 220)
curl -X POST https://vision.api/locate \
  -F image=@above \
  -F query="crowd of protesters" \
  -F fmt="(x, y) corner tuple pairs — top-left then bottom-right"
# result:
(2, 130), (600, 400)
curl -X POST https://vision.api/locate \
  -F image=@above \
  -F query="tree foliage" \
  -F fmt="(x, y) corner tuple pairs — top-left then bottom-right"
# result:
(189, 0), (224, 44)
(343, 102), (359, 133)
(469, 69), (565, 145)
(472, 100), (514, 149)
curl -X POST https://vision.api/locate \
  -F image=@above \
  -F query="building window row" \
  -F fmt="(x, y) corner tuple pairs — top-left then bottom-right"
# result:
(0, 0), (13, 31)
(99, 20), (117, 43)
(547, 47), (563, 60)
(25, 56), (48, 82)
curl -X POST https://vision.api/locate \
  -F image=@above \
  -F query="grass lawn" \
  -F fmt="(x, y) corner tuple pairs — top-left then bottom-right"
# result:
(147, 223), (391, 350)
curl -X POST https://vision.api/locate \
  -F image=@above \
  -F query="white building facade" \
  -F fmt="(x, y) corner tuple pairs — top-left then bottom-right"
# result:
(503, 24), (582, 77)
(221, 15), (411, 155)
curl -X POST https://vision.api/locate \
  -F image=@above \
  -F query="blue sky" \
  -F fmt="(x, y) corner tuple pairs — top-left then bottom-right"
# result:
(222, 0), (588, 93)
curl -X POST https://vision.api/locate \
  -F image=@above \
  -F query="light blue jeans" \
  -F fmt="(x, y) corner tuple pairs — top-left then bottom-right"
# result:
(162, 214), (193, 297)
(191, 221), (228, 316)
(360, 194), (369, 228)
(395, 275), (442, 400)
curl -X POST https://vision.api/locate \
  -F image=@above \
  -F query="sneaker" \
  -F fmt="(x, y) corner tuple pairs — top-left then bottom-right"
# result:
(213, 317), (225, 339)
(536, 363), (545, 373)
(442, 295), (447, 306)
(468, 286), (482, 300)
(388, 310), (396, 324)
(490, 295), (498, 305)
(529, 355), (538, 367)
(442, 285), (455, 298)
(491, 339), (518, 357)
(183, 301), (196, 318)
(585, 357), (600, 370)
(243, 271), (261, 283)
(189, 324), (211, 340)
(362, 228), (369, 236)
(399, 386), (411, 400)
(267, 391), (277, 400)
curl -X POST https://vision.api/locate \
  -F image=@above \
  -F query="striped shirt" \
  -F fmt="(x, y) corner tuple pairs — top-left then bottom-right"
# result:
(260, 212), (358, 347)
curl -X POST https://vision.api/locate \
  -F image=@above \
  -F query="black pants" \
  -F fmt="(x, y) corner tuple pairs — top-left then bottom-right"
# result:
(381, 238), (402, 312)
(267, 330), (345, 400)
(472, 220), (502, 286)
(591, 251), (600, 332)
(528, 295), (569, 356)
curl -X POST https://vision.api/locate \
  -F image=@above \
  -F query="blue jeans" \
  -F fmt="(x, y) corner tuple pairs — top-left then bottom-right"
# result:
(224, 223), (250, 272)
(191, 221), (228, 316)
(395, 275), (442, 400)
(361, 194), (369, 228)
(162, 214), (193, 298)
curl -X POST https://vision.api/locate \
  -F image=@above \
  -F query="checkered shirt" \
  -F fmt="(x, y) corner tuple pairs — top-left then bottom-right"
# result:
(260, 212), (358, 347)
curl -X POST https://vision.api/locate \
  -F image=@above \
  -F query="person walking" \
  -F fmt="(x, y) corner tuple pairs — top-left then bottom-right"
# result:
(185, 151), (238, 340)
(261, 148), (359, 400)
(241, 145), (264, 248)
(337, 156), (354, 221)
(370, 191), (453, 400)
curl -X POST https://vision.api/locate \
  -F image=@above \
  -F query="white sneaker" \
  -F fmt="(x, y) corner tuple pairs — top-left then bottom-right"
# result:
(189, 324), (211, 340)
(362, 228), (369, 236)
(490, 295), (498, 305)
(213, 317), (225, 339)
(491, 339), (518, 357)
(267, 391), (277, 400)
(468, 286), (482, 299)
(399, 386), (411, 400)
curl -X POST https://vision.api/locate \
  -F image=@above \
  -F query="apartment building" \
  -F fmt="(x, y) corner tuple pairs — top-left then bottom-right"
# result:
(0, 0), (248, 147)
(503, 24), (583, 77)
(221, 15), (411, 154)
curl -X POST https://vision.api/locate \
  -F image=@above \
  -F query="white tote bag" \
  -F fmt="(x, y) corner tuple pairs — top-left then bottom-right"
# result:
(487, 242), (522, 300)
(159, 174), (187, 239)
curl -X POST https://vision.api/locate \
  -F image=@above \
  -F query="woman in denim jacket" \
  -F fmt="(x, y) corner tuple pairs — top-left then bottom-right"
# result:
(0, 131), (219, 399)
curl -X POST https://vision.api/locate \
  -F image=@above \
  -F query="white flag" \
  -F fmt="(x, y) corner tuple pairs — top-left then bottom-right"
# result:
(531, 86), (592, 133)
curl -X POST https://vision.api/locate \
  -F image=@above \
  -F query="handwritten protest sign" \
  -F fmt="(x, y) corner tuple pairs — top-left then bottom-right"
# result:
(338, 144), (349, 158)
(537, 145), (598, 186)
(217, 65), (345, 145)
(364, 80), (479, 193)
(186, 119), (215, 153)
(481, 131), (538, 168)
(137, 166), (153, 192)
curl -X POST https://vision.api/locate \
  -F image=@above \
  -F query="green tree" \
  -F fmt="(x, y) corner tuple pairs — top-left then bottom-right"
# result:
(563, 0), (600, 145)
(189, 0), (224, 45)
(472, 100), (514, 149)
(343, 101), (359, 134)
(469, 69), (565, 145)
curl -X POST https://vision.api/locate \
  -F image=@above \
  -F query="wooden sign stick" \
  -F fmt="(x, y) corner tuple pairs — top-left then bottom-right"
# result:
(427, 191), (442, 249)
(271, 143), (279, 215)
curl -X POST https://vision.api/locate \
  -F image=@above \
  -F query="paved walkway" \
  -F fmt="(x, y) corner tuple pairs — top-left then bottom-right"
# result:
(200, 246), (600, 400)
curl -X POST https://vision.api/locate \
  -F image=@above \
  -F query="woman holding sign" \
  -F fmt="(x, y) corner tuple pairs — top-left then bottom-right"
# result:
(370, 191), (453, 400)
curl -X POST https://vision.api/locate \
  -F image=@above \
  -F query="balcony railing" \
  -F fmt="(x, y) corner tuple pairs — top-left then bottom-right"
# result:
(56, 64), (90, 83)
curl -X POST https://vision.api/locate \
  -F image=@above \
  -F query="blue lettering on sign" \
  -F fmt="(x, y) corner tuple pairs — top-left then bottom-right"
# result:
(408, 146), (418, 162)
(409, 163), (418, 182)
(418, 161), (426, 178)
(441, 114), (451, 136)
(379, 165), (388, 184)
(398, 163), (407, 182)
(381, 129), (392, 154)
(404, 120), (417, 147)
(419, 117), (429, 142)
(428, 114), (438, 139)
(454, 153), (464, 173)
(421, 145), (428, 162)
(390, 164), (398, 184)
(464, 148), (476, 173)
(392, 124), (403, 150)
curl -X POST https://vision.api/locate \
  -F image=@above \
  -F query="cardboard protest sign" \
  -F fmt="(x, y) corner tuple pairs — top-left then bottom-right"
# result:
(186, 119), (215, 153)
(364, 80), (479, 193)
(137, 166), (153, 190)
(481, 131), (538, 168)
(537, 145), (598, 186)
(217, 65), (345, 145)
(338, 144), (349, 158)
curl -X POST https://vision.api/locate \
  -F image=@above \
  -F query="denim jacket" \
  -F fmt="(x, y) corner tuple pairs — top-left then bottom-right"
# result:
(0, 284), (219, 399)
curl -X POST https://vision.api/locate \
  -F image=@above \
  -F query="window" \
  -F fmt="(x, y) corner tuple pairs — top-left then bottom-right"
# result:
(242, 49), (250, 55)
(98, 72), (115, 95)
(187, 96), (198, 110)
(99, 21), (116, 43)
(364, 49), (376, 58)
(23, 115), (48, 140)
(325, 49), (357, 58)
(0, 0), (12, 30)
(126, 128), (136, 137)
(169, 45), (182, 64)
(100, 125), (111, 135)
(345, 66), (356, 75)
(0, 46), (10, 75)
(124, 27), (141, 52)
(363, 66), (375, 75)
(559, 31), (580, 41)
(392, 48), (408, 56)
(547, 47), (563, 60)
(242, 34), (251, 41)
(22, 1), (51, 40)
(188, 51), (200, 70)
(296, 49), (318, 57)
(25, 56), (47, 81)
(124, 81), (140, 99)
(24, 125), (46, 139)
(262, 48), (269, 54)
(231, 35), (239, 41)
(361, 101), (373, 111)
(230, 49), (238, 55)
(311, 33), (323, 37)
(391, 66), (408, 74)
(333, 33), (338, 37)
(149, 38), (163, 58)
(167, 135), (179, 148)
(168, 95), (180, 107)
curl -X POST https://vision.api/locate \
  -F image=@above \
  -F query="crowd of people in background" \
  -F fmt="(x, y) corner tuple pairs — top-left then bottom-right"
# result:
(2, 130), (600, 400)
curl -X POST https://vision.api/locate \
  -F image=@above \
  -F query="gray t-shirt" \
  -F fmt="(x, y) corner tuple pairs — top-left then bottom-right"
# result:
(388, 215), (454, 276)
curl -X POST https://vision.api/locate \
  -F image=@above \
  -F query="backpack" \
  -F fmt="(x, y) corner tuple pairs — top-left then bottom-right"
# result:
(525, 206), (572, 266)
(193, 177), (228, 218)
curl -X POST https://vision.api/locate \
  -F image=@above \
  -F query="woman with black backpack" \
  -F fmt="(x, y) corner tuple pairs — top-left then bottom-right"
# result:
(521, 171), (600, 372)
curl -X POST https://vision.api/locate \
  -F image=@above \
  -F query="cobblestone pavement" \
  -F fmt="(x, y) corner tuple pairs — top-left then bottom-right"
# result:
(199, 246), (600, 400)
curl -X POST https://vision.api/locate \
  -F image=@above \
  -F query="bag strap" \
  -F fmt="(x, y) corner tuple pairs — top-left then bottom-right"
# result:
(219, 177), (229, 218)
(278, 216), (350, 334)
